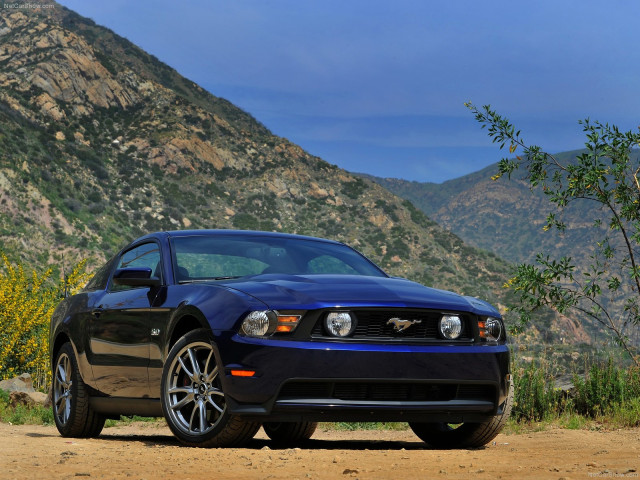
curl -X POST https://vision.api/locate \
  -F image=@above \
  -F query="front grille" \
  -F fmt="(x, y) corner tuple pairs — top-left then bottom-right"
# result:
(277, 381), (494, 403)
(311, 309), (473, 341)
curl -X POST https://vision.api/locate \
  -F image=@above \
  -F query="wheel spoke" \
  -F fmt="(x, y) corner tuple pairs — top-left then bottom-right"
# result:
(57, 362), (70, 390)
(203, 350), (214, 378)
(187, 347), (202, 379)
(56, 395), (67, 416)
(198, 400), (207, 432)
(168, 386), (193, 395)
(188, 401), (199, 432)
(170, 391), (195, 411)
(205, 366), (218, 384)
(177, 356), (194, 380)
(208, 388), (224, 398)
(206, 396), (225, 414)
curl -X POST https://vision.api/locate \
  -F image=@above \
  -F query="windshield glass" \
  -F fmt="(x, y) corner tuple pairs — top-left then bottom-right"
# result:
(170, 235), (386, 282)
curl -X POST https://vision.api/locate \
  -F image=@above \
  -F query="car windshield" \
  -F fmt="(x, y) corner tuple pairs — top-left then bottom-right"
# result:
(170, 234), (386, 283)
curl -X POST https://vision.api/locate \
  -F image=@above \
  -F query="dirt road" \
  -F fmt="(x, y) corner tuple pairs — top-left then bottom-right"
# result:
(0, 422), (638, 479)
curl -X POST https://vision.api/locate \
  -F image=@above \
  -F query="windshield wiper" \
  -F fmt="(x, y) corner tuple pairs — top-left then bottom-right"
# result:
(177, 276), (242, 284)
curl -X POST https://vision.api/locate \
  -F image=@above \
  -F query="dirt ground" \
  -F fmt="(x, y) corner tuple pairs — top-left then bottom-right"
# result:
(0, 422), (638, 480)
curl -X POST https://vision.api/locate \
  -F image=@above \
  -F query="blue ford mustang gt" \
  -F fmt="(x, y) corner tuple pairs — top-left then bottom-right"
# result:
(50, 230), (512, 448)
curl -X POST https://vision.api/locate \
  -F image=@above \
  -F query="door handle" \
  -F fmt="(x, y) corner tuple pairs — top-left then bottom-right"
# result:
(92, 306), (105, 317)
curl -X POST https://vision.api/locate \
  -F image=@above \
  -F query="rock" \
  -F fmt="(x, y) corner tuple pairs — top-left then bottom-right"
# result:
(9, 391), (35, 408)
(0, 373), (35, 393)
(30, 37), (140, 111)
(1, 373), (49, 407)
(29, 391), (51, 407)
(34, 92), (66, 121)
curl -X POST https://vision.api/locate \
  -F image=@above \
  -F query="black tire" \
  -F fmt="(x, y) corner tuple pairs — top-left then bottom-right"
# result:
(52, 342), (105, 438)
(263, 421), (318, 444)
(410, 382), (514, 449)
(161, 328), (260, 447)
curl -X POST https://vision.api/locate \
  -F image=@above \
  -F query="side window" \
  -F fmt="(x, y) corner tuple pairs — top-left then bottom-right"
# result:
(84, 257), (117, 292)
(111, 242), (162, 291)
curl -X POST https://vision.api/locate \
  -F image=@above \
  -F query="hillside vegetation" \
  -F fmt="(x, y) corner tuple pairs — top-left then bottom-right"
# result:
(363, 149), (621, 266)
(0, 2), (528, 326)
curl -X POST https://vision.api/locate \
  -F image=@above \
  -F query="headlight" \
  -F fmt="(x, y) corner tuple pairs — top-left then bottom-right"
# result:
(478, 317), (503, 342)
(439, 314), (462, 340)
(240, 310), (276, 337)
(325, 312), (355, 337)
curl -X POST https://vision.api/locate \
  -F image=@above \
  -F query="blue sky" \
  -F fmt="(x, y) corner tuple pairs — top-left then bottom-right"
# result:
(57, 0), (640, 183)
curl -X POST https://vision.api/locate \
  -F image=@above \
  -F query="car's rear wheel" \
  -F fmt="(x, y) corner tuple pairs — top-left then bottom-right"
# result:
(52, 342), (105, 438)
(161, 328), (260, 447)
(263, 421), (318, 444)
(409, 382), (514, 449)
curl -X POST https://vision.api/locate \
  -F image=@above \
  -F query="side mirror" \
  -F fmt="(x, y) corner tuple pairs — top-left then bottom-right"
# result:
(112, 267), (161, 287)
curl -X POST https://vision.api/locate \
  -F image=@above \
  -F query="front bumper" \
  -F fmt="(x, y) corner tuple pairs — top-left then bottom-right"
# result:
(214, 334), (511, 423)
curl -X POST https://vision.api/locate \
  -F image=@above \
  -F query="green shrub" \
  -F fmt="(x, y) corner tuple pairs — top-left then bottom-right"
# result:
(511, 360), (564, 422)
(572, 360), (640, 417)
(0, 389), (53, 425)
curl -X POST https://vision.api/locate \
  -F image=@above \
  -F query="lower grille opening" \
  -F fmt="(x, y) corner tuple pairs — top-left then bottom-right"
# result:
(277, 381), (494, 403)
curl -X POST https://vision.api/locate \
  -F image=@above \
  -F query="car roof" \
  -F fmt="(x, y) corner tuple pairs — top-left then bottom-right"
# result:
(134, 229), (344, 246)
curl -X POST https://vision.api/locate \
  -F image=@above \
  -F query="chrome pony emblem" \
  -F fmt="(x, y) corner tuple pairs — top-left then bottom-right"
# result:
(387, 317), (422, 332)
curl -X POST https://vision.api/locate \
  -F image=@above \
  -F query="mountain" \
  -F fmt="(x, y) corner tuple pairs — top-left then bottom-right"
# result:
(0, 2), (524, 317)
(364, 149), (640, 348)
(361, 149), (612, 266)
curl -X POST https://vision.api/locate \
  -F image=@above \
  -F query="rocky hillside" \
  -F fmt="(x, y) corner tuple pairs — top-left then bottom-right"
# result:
(0, 4), (501, 299)
(362, 149), (609, 266)
(0, 3), (593, 345)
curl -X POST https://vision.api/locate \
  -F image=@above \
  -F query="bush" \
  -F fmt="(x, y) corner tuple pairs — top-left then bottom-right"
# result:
(511, 360), (564, 422)
(572, 360), (640, 417)
(510, 354), (640, 426)
(0, 255), (89, 389)
(0, 389), (53, 425)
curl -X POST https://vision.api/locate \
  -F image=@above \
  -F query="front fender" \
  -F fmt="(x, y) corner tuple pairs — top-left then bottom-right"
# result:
(160, 284), (269, 360)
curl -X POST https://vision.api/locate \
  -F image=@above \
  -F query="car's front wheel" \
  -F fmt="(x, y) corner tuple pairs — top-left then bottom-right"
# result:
(409, 382), (514, 449)
(161, 329), (260, 447)
(52, 342), (105, 438)
(263, 421), (318, 444)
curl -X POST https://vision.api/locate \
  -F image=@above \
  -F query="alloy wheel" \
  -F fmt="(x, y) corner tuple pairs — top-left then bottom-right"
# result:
(53, 352), (72, 426)
(164, 341), (225, 435)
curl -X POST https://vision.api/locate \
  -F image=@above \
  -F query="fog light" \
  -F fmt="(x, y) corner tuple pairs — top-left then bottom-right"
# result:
(479, 317), (503, 341)
(439, 315), (462, 339)
(240, 310), (276, 337)
(325, 312), (355, 337)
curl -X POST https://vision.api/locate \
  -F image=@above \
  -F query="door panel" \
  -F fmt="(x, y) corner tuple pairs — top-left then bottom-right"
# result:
(89, 288), (156, 396)
(88, 242), (162, 397)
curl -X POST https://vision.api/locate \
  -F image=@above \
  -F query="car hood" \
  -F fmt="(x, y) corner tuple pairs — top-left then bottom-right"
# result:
(220, 274), (500, 317)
